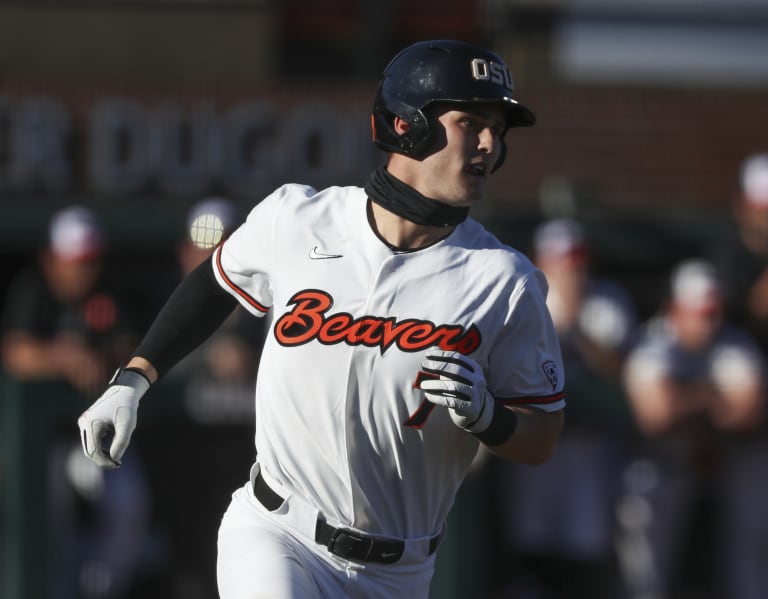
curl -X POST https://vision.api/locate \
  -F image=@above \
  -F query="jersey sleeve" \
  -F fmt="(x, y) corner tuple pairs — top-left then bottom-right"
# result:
(212, 185), (305, 317)
(488, 268), (566, 412)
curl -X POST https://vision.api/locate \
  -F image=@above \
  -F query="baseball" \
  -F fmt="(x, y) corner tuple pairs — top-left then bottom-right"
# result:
(189, 213), (224, 249)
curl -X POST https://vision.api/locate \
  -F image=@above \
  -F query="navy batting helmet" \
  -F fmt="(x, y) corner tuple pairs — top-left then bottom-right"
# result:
(371, 39), (535, 167)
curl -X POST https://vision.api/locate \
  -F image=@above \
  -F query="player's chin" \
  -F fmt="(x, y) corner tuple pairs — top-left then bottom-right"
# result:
(461, 173), (488, 201)
(436, 177), (485, 208)
(460, 183), (487, 206)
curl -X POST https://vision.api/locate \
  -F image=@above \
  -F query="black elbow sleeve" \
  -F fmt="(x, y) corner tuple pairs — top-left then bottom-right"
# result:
(133, 256), (239, 378)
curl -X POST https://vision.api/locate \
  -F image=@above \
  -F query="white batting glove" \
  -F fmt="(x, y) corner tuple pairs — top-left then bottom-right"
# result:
(77, 367), (150, 469)
(419, 349), (494, 433)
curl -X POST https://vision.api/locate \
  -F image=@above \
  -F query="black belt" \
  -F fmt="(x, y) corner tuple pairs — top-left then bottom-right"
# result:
(253, 471), (441, 564)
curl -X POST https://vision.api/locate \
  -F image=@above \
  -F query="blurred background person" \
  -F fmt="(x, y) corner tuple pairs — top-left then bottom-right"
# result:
(139, 197), (265, 599)
(713, 152), (768, 355)
(494, 218), (639, 599)
(166, 196), (264, 416)
(0, 205), (151, 599)
(708, 153), (768, 599)
(620, 259), (767, 599)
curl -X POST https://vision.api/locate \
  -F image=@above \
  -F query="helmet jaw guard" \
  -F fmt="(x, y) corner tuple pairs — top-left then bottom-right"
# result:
(371, 40), (536, 169)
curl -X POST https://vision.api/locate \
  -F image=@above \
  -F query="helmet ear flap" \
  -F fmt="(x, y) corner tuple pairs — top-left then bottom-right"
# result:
(393, 109), (433, 156)
(372, 101), (437, 159)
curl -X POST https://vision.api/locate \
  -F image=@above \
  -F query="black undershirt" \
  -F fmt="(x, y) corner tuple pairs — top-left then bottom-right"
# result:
(133, 256), (237, 378)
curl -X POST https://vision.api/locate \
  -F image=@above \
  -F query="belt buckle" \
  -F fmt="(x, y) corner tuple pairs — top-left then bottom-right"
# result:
(328, 528), (373, 561)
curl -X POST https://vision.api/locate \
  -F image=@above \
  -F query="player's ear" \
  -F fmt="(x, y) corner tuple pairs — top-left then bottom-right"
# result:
(393, 116), (411, 135)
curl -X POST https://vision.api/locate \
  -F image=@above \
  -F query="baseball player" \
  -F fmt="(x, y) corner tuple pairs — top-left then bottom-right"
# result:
(77, 40), (566, 599)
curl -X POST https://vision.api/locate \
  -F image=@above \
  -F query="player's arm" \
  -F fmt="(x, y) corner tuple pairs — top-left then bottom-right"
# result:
(78, 255), (238, 467)
(130, 255), (239, 379)
(482, 405), (563, 464)
(420, 350), (564, 465)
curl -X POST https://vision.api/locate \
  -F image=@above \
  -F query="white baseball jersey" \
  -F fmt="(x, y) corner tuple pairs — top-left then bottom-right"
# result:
(212, 183), (565, 540)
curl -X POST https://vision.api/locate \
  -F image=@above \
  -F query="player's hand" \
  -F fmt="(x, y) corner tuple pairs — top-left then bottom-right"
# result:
(419, 349), (494, 433)
(77, 367), (150, 469)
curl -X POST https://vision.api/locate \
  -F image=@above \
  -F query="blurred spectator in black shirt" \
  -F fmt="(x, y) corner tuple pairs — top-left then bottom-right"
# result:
(621, 259), (767, 599)
(2, 206), (137, 394)
(1, 206), (151, 599)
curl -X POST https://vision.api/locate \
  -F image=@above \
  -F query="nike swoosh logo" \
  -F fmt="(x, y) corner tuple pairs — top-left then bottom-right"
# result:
(309, 246), (343, 260)
(381, 551), (399, 558)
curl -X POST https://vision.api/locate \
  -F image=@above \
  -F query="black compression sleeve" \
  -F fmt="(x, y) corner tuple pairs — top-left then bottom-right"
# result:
(133, 255), (238, 378)
(472, 403), (518, 446)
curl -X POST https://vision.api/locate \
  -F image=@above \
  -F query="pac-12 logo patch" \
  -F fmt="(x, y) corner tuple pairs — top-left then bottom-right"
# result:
(541, 360), (559, 390)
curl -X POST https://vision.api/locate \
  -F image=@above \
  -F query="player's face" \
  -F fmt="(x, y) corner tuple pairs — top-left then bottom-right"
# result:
(412, 105), (506, 207)
(43, 252), (103, 302)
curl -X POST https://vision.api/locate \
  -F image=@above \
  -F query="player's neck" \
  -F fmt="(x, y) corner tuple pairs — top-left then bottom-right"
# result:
(367, 199), (454, 251)
(365, 163), (469, 228)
